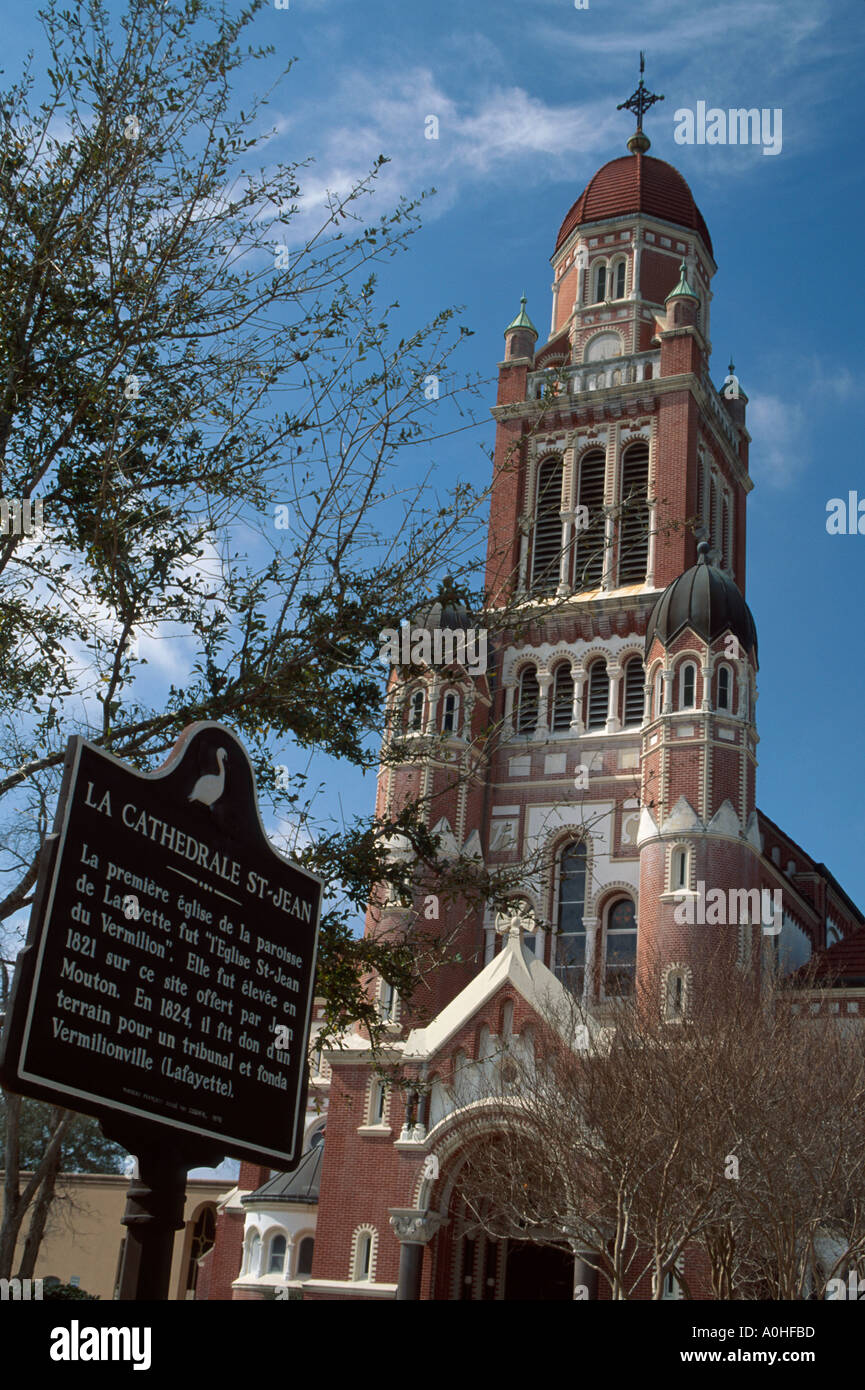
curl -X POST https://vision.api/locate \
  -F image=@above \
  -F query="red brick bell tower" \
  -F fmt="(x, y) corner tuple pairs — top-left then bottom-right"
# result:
(304, 73), (761, 1300)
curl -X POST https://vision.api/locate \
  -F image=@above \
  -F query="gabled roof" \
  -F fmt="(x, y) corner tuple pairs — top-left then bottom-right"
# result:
(401, 930), (573, 1062)
(796, 926), (865, 987)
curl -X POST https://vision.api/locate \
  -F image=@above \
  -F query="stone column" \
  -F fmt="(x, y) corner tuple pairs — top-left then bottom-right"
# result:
(605, 663), (622, 734)
(426, 676), (440, 735)
(558, 510), (575, 595)
(662, 667), (673, 715)
(389, 1210), (448, 1301)
(517, 515), (531, 594)
(601, 508), (614, 590)
(503, 683), (515, 737)
(582, 916), (600, 1006)
(537, 673), (552, 735)
(571, 669), (586, 735)
(701, 661), (712, 713)
(573, 1252), (600, 1300)
(646, 497), (657, 587)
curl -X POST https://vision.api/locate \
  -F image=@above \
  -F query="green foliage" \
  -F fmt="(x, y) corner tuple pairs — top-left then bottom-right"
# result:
(0, 1094), (127, 1173)
(0, 0), (495, 1039)
(42, 1281), (99, 1300)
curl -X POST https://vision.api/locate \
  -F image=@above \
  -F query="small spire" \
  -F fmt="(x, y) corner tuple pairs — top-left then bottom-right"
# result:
(728, 357), (735, 376)
(618, 52), (664, 154)
(665, 260), (699, 302)
(504, 292), (538, 337)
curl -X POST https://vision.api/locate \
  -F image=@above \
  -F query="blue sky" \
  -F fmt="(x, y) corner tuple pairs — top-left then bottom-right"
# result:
(4, 0), (863, 1179)
(4, 0), (863, 899)
(233, 0), (865, 900)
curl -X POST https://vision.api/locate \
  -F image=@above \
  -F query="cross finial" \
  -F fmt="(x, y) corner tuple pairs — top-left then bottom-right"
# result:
(617, 52), (664, 154)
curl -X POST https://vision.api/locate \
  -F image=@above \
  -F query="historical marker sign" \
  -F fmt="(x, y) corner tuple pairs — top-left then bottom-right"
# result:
(0, 723), (321, 1168)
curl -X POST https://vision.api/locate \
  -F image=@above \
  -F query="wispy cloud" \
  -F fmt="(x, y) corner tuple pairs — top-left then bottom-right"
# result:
(747, 393), (807, 489)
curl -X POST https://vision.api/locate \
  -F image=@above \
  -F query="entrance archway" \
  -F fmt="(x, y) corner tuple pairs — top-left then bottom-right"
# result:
(504, 1240), (574, 1300)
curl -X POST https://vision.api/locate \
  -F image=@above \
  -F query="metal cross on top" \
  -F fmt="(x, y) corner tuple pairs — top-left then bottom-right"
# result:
(617, 52), (664, 154)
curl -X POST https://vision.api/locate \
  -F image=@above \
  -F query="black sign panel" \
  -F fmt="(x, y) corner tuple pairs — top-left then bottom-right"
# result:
(0, 723), (321, 1168)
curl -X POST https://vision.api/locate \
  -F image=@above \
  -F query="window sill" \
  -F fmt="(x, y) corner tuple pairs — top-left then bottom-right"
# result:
(357, 1124), (393, 1136)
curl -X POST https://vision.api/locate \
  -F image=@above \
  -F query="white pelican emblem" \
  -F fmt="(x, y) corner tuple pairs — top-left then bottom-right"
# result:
(188, 747), (228, 808)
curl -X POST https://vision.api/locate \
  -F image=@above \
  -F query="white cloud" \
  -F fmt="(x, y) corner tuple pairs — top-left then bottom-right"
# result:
(747, 393), (807, 489)
(272, 73), (617, 243)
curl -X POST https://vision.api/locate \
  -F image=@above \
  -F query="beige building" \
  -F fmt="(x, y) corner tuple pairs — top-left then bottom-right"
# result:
(1, 1172), (228, 1300)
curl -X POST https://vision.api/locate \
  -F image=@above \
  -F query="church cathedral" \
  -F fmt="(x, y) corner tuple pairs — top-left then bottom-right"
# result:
(200, 74), (865, 1303)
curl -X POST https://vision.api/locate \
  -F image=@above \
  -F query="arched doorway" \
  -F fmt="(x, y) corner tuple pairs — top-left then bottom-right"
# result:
(504, 1241), (575, 1301)
(436, 1190), (575, 1301)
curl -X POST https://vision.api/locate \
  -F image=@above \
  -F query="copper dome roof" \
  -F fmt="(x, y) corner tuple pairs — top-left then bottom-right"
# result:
(555, 153), (712, 257)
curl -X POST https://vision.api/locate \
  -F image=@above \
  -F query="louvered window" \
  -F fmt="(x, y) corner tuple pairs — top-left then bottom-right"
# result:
(551, 663), (574, 731)
(516, 667), (539, 733)
(619, 442), (650, 584)
(699, 458), (710, 542)
(623, 657), (645, 727)
(586, 661), (609, 731)
(721, 493), (731, 568)
(530, 457), (563, 595)
(574, 450), (605, 590)
(594, 264), (606, 302)
(615, 261), (626, 298)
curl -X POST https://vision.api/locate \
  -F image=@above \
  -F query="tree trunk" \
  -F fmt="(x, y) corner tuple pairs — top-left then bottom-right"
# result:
(0, 1099), (71, 1279)
(16, 1114), (67, 1279)
(0, 1089), (23, 1279)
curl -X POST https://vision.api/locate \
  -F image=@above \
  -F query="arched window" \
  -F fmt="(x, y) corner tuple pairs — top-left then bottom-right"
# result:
(586, 660), (609, 731)
(442, 689), (460, 734)
(352, 1229), (376, 1281)
(296, 1236), (315, 1278)
(268, 1233), (287, 1274)
(245, 1230), (261, 1277)
(623, 657), (644, 727)
(671, 846), (690, 891)
(408, 688), (424, 731)
(593, 262), (607, 303)
(551, 663), (574, 731)
(531, 456), (564, 594)
(605, 897), (637, 997)
(618, 442), (650, 585)
(573, 450), (605, 590)
(717, 663), (732, 712)
(680, 662), (696, 709)
(654, 668), (664, 718)
(614, 260), (627, 299)
(556, 841), (587, 990)
(516, 666), (539, 733)
(665, 967), (688, 1022)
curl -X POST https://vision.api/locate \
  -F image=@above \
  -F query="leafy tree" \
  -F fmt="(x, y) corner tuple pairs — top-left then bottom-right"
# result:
(0, 1093), (126, 1173)
(0, 0), (500, 1278)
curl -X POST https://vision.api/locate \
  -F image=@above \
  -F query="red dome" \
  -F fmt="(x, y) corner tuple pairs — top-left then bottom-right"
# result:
(555, 153), (712, 257)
